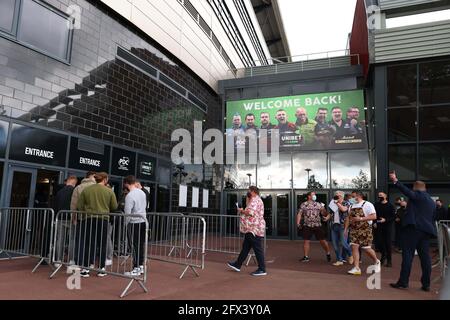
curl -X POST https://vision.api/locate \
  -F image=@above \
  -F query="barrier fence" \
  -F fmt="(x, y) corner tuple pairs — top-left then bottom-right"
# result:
(147, 213), (206, 279)
(0, 208), (54, 272)
(190, 213), (266, 266)
(49, 211), (149, 298)
(0, 209), (268, 297)
(437, 220), (450, 280)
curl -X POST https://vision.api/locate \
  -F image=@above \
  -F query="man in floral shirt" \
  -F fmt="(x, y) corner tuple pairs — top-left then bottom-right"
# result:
(296, 191), (331, 262)
(227, 186), (267, 276)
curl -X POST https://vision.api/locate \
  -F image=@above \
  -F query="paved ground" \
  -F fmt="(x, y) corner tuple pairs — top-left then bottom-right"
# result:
(0, 240), (442, 300)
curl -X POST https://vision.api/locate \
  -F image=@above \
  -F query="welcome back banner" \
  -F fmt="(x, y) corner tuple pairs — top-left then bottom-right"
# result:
(226, 90), (367, 151)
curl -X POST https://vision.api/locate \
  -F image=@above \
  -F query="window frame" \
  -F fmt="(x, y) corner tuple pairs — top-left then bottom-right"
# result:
(0, 0), (74, 65)
(0, 0), (21, 35)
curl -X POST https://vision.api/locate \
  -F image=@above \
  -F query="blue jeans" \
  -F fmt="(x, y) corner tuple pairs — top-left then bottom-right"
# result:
(331, 223), (352, 261)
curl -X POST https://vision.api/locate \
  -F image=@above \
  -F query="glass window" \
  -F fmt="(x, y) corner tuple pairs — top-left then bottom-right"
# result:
(257, 153), (292, 189)
(156, 185), (170, 212)
(223, 164), (256, 189)
(17, 0), (71, 61)
(0, 162), (3, 196)
(157, 162), (171, 186)
(388, 145), (416, 181)
(180, 164), (204, 184)
(387, 64), (417, 108)
(293, 153), (328, 189)
(330, 152), (371, 189)
(420, 60), (450, 105)
(224, 164), (255, 189)
(419, 106), (450, 141)
(0, 0), (17, 33)
(419, 143), (450, 181)
(388, 108), (416, 142)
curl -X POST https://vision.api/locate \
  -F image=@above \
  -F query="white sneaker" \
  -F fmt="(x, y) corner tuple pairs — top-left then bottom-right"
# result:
(53, 263), (61, 268)
(97, 268), (107, 277)
(374, 260), (381, 273)
(105, 259), (113, 266)
(332, 261), (344, 266)
(125, 267), (142, 276)
(347, 267), (362, 275)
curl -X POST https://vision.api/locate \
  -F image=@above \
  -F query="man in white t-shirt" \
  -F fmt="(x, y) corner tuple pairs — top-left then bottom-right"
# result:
(345, 191), (381, 275)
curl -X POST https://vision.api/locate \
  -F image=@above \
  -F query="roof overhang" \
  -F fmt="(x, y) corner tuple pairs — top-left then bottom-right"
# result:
(251, 0), (291, 61)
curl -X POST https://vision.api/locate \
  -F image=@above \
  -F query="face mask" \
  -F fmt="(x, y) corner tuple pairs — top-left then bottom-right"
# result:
(378, 197), (385, 202)
(349, 198), (356, 205)
(312, 195), (317, 201)
(246, 192), (252, 198)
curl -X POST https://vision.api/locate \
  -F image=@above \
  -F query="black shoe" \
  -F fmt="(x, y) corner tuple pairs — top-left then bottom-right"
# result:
(251, 269), (267, 276)
(326, 253), (331, 262)
(421, 286), (430, 292)
(390, 282), (408, 290)
(300, 256), (310, 262)
(227, 262), (241, 272)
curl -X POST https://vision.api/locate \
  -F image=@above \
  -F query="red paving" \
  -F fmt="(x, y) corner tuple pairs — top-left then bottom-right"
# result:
(0, 240), (442, 300)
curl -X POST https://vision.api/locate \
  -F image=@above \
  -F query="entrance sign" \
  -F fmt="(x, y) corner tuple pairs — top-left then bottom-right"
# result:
(9, 124), (67, 167)
(69, 138), (110, 172)
(226, 90), (367, 151)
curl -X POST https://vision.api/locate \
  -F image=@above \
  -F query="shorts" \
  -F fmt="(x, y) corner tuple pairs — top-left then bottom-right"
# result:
(302, 226), (326, 241)
(349, 225), (373, 249)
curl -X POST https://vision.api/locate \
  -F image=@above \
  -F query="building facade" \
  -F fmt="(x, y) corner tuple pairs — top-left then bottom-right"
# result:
(0, 0), (282, 214)
(350, 0), (450, 204)
(218, 0), (450, 240)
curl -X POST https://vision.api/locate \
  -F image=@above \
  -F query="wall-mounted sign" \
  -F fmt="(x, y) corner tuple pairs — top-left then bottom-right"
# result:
(0, 120), (9, 158)
(68, 138), (110, 172)
(137, 153), (156, 181)
(226, 90), (367, 151)
(9, 124), (67, 167)
(111, 147), (136, 177)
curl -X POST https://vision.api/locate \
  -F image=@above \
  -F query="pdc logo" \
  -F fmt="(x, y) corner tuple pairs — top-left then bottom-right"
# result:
(118, 157), (130, 171)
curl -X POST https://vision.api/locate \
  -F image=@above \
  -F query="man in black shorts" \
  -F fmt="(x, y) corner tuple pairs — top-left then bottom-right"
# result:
(296, 191), (332, 262)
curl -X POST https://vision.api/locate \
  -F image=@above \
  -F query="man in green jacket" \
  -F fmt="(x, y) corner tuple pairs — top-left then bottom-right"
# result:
(295, 107), (317, 146)
(76, 172), (118, 277)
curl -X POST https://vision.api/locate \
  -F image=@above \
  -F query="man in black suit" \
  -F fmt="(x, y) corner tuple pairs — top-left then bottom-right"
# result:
(389, 172), (437, 292)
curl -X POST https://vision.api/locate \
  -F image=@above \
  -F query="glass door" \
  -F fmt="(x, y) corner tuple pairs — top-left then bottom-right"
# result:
(260, 191), (290, 238)
(4, 166), (61, 254)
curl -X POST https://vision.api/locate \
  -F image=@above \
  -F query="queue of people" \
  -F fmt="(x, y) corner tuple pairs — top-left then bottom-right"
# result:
(227, 175), (440, 292)
(52, 171), (148, 278)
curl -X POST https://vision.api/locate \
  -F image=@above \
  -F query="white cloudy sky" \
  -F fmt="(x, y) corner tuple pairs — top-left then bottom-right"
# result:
(278, 0), (357, 57)
(277, 1), (450, 57)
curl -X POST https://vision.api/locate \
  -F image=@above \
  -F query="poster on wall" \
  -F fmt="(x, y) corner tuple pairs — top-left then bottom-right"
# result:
(226, 90), (367, 151)
(192, 187), (199, 208)
(179, 185), (187, 207)
(202, 189), (209, 209)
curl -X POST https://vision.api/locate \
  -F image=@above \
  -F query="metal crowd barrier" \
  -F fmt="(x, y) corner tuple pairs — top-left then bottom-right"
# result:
(147, 213), (206, 279)
(190, 213), (267, 266)
(0, 208), (54, 272)
(437, 220), (450, 280)
(49, 211), (149, 298)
